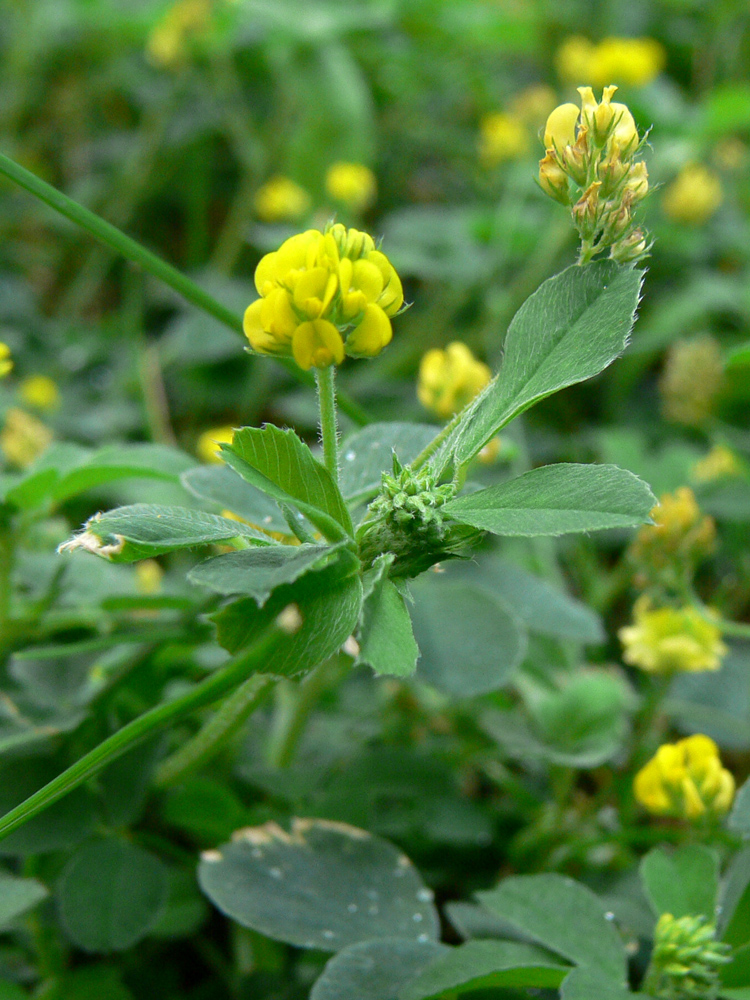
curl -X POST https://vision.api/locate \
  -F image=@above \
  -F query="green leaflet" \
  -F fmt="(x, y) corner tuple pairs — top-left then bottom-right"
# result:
(640, 844), (719, 922)
(443, 463), (655, 537)
(357, 577), (419, 677)
(427, 262), (643, 475)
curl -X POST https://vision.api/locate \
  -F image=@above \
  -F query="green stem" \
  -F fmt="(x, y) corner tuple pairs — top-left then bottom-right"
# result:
(410, 408), (463, 474)
(316, 365), (340, 485)
(267, 658), (345, 769)
(0, 629), (284, 842)
(0, 153), (369, 427)
(154, 675), (273, 787)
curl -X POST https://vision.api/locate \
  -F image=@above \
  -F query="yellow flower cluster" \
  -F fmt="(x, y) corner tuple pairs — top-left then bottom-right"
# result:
(243, 225), (403, 371)
(1, 407), (53, 468)
(19, 375), (60, 411)
(479, 113), (529, 166)
(556, 36), (666, 88)
(662, 164), (723, 225)
(619, 597), (726, 675)
(253, 177), (311, 223)
(0, 343), (12, 378)
(660, 335), (724, 427)
(634, 735), (734, 820)
(692, 445), (740, 483)
(325, 162), (377, 211)
(630, 487), (716, 568)
(196, 425), (234, 463)
(417, 342), (491, 420)
(539, 86), (649, 263)
(146, 0), (213, 68)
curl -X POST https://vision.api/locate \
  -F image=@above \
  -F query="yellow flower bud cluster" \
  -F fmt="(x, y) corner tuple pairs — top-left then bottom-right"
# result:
(539, 86), (649, 264)
(692, 444), (741, 483)
(243, 225), (403, 371)
(634, 735), (734, 820)
(253, 177), (311, 223)
(146, 0), (213, 69)
(662, 164), (723, 226)
(0, 343), (12, 378)
(628, 487), (716, 590)
(325, 162), (377, 212)
(619, 597), (726, 675)
(417, 342), (491, 420)
(0, 407), (53, 469)
(19, 375), (60, 411)
(660, 335), (724, 428)
(646, 913), (731, 999)
(556, 36), (666, 89)
(196, 425), (234, 464)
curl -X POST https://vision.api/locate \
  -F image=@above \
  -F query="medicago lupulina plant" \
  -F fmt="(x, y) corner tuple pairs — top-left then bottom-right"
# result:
(3, 85), (750, 1000)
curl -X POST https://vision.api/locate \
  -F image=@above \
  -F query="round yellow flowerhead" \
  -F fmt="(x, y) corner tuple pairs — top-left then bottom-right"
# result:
(660, 335), (724, 427)
(0, 343), (12, 379)
(19, 375), (60, 411)
(0, 407), (53, 469)
(325, 162), (377, 211)
(634, 734), (734, 820)
(619, 597), (727, 675)
(253, 176), (311, 223)
(196, 425), (234, 464)
(244, 224), (403, 371)
(417, 342), (491, 420)
(662, 164), (723, 225)
(479, 112), (529, 167)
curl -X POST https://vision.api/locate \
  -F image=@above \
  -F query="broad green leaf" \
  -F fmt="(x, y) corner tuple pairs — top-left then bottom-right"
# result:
(730, 780), (750, 837)
(198, 818), (440, 951)
(410, 578), (526, 697)
(161, 778), (251, 844)
(311, 939), (447, 1000)
(430, 262), (643, 473)
(640, 845), (719, 922)
(189, 543), (345, 603)
(560, 966), (640, 1000)
(445, 901), (524, 941)
(339, 422), (437, 502)
(151, 869), (209, 940)
(51, 444), (196, 504)
(212, 560), (363, 677)
(720, 942), (750, 989)
(0, 873), (48, 925)
(181, 463), (288, 532)
(719, 847), (750, 947)
(721, 990), (750, 1000)
(358, 577), (419, 677)
(56, 839), (169, 953)
(443, 464), (655, 536)
(224, 425), (352, 536)
(399, 940), (570, 999)
(61, 504), (273, 562)
(476, 874), (628, 981)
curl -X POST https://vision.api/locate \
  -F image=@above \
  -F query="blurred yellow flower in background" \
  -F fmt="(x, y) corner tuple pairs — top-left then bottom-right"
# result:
(662, 164), (723, 225)
(556, 35), (665, 87)
(0, 343), (12, 378)
(135, 559), (164, 595)
(692, 445), (741, 483)
(418, 341), (491, 420)
(479, 112), (529, 166)
(509, 84), (558, 129)
(1, 407), (53, 468)
(634, 734), (734, 820)
(619, 597), (726, 675)
(660, 335), (724, 427)
(146, 0), (212, 68)
(196, 425), (234, 463)
(325, 162), (377, 211)
(253, 176), (311, 223)
(19, 375), (60, 411)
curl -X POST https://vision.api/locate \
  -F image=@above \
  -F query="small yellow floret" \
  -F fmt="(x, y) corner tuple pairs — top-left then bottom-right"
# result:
(417, 342), (491, 420)
(660, 336), (724, 427)
(0, 343), (12, 378)
(19, 375), (60, 411)
(1, 407), (53, 468)
(146, 0), (212, 68)
(662, 165), (723, 225)
(634, 734), (734, 820)
(479, 113), (529, 166)
(692, 445), (741, 483)
(325, 162), (377, 211)
(619, 596), (726, 675)
(135, 560), (163, 595)
(196, 425), (234, 464)
(253, 176), (311, 223)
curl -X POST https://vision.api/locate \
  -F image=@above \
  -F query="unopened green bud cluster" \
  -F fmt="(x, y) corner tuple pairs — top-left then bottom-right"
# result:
(357, 456), (459, 577)
(645, 913), (730, 1000)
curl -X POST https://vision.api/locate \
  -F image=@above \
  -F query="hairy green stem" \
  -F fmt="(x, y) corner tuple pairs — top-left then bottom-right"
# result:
(0, 153), (369, 426)
(0, 629), (283, 842)
(316, 365), (340, 485)
(155, 675), (273, 787)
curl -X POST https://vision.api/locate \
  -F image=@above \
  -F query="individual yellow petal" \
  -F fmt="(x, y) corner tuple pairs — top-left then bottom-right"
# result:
(368, 250), (404, 315)
(243, 299), (287, 355)
(610, 102), (638, 152)
(260, 288), (298, 341)
(292, 267), (337, 319)
(543, 103), (580, 150)
(254, 251), (280, 296)
(196, 426), (234, 463)
(292, 320), (345, 370)
(351, 259), (385, 302)
(345, 304), (392, 358)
